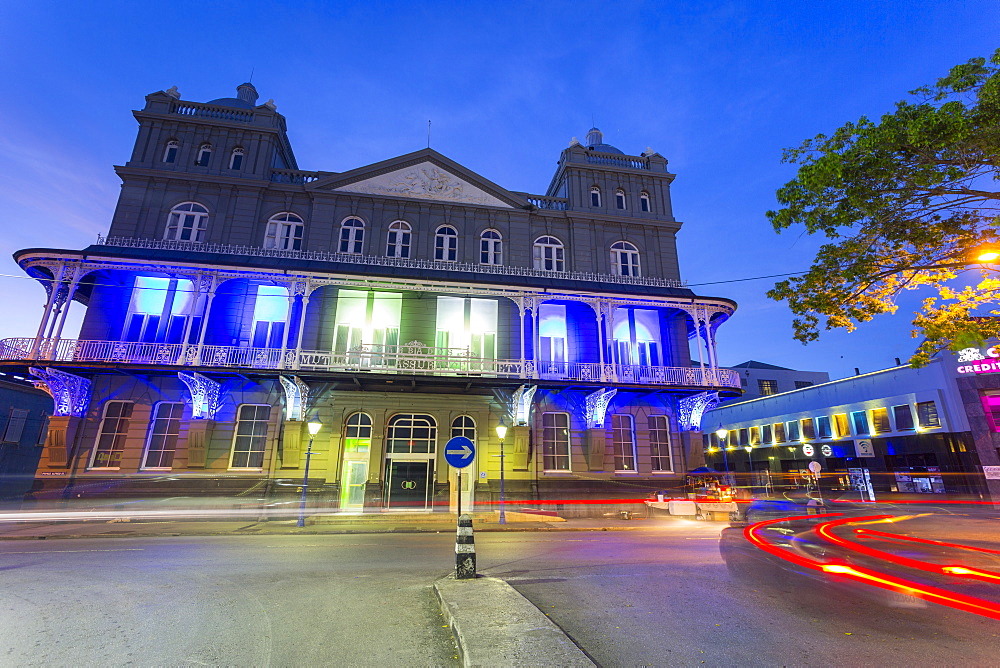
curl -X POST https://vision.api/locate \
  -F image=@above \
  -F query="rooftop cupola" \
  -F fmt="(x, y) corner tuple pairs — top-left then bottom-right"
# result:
(583, 126), (624, 155)
(237, 82), (259, 105)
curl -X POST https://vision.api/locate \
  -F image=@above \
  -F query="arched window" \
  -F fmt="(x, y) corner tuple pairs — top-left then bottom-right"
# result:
(590, 186), (601, 207)
(611, 241), (641, 276)
(386, 414), (437, 454)
(345, 412), (373, 441)
(451, 415), (476, 441)
(386, 220), (411, 258)
(640, 191), (651, 212)
(196, 143), (212, 167)
(435, 225), (458, 262)
(480, 229), (502, 265)
(165, 202), (209, 242)
(229, 147), (244, 170)
(162, 140), (179, 164)
(264, 212), (304, 251)
(339, 217), (365, 254)
(533, 235), (565, 272)
(615, 189), (627, 210)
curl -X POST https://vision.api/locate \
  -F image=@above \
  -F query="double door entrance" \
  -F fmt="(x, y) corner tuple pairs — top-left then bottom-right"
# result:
(384, 459), (434, 510)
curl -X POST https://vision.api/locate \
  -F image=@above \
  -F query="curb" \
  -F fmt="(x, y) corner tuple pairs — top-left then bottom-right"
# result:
(435, 575), (594, 667)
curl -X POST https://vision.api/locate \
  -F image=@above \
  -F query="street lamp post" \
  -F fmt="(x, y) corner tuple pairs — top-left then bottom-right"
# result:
(714, 426), (730, 474)
(296, 419), (323, 528)
(496, 420), (507, 525)
(744, 445), (753, 491)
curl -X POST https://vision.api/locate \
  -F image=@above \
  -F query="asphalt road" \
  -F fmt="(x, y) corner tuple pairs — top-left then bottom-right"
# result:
(2, 524), (998, 666)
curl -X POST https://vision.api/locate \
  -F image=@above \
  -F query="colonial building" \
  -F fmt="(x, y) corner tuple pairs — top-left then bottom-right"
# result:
(0, 82), (740, 514)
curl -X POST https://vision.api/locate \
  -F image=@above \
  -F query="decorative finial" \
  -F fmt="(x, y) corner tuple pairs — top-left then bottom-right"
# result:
(165, 86), (181, 99)
(642, 146), (655, 156)
(569, 136), (580, 146)
(264, 98), (277, 110)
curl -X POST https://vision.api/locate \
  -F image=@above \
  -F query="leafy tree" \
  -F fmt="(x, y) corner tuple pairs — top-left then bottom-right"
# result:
(767, 49), (1000, 365)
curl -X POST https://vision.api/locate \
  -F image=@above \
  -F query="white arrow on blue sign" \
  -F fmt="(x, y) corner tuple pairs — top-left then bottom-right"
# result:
(444, 436), (475, 469)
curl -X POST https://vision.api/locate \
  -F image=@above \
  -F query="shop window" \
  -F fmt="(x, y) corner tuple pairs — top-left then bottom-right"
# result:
(851, 410), (870, 436)
(786, 421), (800, 442)
(816, 415), (832, 439)
(758, 379), (778, 396)
(760, 424), (772, 444)
(893, 405), (915, 431)
(142, 402), (183, 469)
(542, 412), (571, 471)
(773, 422), (786, 443)
(749, 426), (760, 446)
(738, 428), (749, 446)
(648, 415), (672, 471)
(916, 401), (941, 429)
(230, 404), (271, 469)
(872, 407), (891, 433)
(801, 418), (815, 440)
(981, 394), (1000, 432)
(833, 413), (850, 438)
(612, 414), (637, 471)
(90, 401), (134, 469)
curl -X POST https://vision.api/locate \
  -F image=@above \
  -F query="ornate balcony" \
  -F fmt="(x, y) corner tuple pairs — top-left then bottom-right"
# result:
(1, 338), (741, 389)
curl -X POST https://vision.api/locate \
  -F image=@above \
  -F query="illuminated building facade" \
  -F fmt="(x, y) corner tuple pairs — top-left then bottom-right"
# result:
(2, 83), (741, 513)
(703, 349), (1000, 501)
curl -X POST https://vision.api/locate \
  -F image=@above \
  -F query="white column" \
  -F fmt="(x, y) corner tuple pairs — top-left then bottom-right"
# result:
(194, 276), (218, 365)
(293, 283), (312, 371)
(31, 264), (67, 358)
(517, 296), (526, 377)
(51, 271), (82, 347)
(279, 289), (295, 368)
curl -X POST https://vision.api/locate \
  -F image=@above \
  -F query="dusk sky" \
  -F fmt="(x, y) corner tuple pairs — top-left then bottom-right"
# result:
(1, 1), (997, 380)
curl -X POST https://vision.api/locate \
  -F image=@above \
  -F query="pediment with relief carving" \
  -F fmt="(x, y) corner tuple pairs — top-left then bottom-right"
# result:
(330, 162), (514, 208)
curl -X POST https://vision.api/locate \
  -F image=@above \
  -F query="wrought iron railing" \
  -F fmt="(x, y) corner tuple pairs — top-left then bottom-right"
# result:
(94, 236), (686, 289)
(1, 338), (740, 388)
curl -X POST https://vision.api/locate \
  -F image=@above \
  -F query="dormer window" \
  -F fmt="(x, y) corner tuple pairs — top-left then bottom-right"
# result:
(615, 189), (626, 210)
(196, 143), (212, 167)
(640, 191), (651, 212)
(229, 147), (244, 170)
(590, 187), (601, 207)
(163, 140), (178, 164)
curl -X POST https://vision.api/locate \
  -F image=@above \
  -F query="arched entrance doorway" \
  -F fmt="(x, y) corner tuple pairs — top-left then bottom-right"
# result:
(383, 414), (437, 511)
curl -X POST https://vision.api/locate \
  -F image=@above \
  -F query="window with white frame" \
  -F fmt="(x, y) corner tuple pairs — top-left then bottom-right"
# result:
(142, 402), (183, 469)
(610, 241), (641, 277)
(90, 401), (134, 468)
(435, 225), (458, 262)
(229, 147), (244, 170)
(648, 415), (672, 472)
(339, 217), (365, 254)
(251, 285), (289, 348)
(538, 303), (568, 369)
(542, 412), (571, 471)
(640, 191), (650, 212)
(123, 276), (198, 344)
(196, 143), (212, 167)
(451, 415), (476, 442)
(480, 229), (502, 265)
(615, 189), (626, 210)
(435, 296), (497, 359)
(165, 202), (209, 242)
(1, 408), (28, 443)
(264, 212), (304, 251)
(611, 307), (661, 367)
(230, 404), (271, 469)
(386, 414), (437, 454)
(163, 140), (179, 164)
(533, 236), (565, 271)
(333, 290), (401, 360)
(590, 186), (601, 207)
(343, 412), (372, 452)
(386, 220), (411, 258)
(612, 415), (636, 471)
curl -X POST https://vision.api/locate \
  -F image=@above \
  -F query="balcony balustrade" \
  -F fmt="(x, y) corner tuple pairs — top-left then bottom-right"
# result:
(94, 236), (686, 289)
(169, 100), (255, 124)
(1, 337), (740, 389)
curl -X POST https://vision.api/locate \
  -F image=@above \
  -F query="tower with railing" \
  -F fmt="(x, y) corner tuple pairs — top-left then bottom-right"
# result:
(2, 83), (740, 514)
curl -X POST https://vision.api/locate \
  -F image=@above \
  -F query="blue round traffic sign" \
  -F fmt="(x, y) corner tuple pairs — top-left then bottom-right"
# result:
(444, 436), (475, 468)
